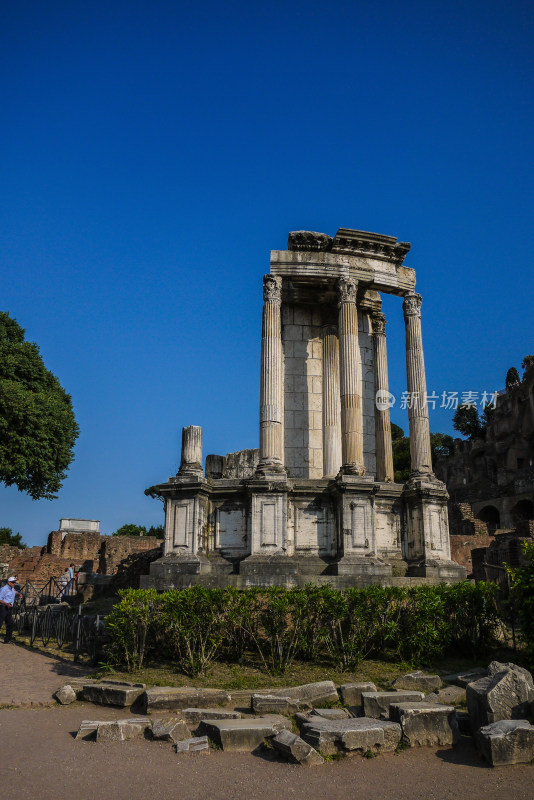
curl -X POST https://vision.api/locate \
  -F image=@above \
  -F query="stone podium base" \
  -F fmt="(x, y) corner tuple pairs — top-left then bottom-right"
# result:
(334, 555), (393, 579)
(406, 559), (467, 581)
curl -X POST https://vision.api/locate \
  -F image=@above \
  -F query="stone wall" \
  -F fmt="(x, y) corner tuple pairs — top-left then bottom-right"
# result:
(449, 534), (494, 577)
(99, 536), (164, 574)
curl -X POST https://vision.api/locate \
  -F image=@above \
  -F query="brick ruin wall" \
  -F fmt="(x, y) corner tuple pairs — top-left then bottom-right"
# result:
(2, 531), (163, 585)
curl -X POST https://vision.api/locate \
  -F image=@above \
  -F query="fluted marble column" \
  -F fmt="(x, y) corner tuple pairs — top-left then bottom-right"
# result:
(338, 277), (365, 475)
(403, 292), (433, 476)
(257, 274), (285, 473)
(178, 425), (203, 477)
(322, 325), (342, 477)
(371, 312), (394, 482)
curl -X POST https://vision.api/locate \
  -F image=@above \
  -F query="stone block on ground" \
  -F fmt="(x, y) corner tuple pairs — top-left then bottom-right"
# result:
(64, 678), (98, 700)
(75, 720), (110, 740)
(300, 717), (402, 757)
(425, 686), (466, 707)
(251, 695), (300, 715)
(198, 716), (291, 752)
(175, 736), (210, 754)
(362, 691), (425, 720)
(442, 668), (487, 688)
(272, 681), (338, 710)
(271, 729), (324, 766)
(389, 702), (459, 747)
(338, 682), (377, 708)
(475, 720), (534, 766)
(151, 716), (191, 742)
(182, 708), (241, 726)
(83, 681), (146, 708)
(143, 686), (231, 713)
(466, 664), (534, 733)
(392, 671), (442, 693)
(310, 708), (350, 720)
(96, 718), (152, 742)
(55, 684), (77, 705)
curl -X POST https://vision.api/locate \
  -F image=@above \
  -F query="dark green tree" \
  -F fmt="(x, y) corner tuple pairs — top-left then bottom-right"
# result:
(392, 425), (454, 482)
(505, 366), (520, 391)
(452, 404), (482, 440)
(147, 524), (164, 538)
(111, 523), (148, 537)
(0, 527), (26, 548)
(0, 312), (79, 499)
(430, 432), (454, 459)
(522, 355), (534, 374)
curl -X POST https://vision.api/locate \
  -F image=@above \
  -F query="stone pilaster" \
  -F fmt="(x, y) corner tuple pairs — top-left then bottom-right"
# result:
(338, 277), (365, 476)
(178, 425), (203, 477)
(371, 312), (394, 482)
(257, 275), (285, 476)
(322, 325), (342, 477)
(402, 292), (433, 476)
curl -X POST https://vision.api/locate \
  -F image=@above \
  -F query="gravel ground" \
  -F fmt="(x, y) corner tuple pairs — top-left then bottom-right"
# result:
(1, 704), (533, 800)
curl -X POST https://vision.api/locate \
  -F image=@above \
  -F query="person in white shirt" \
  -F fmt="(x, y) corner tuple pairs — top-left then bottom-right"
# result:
(0, 576), (22, 644)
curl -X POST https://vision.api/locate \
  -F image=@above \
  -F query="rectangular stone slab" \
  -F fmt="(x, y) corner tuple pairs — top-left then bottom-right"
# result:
(182, 708), (241, 725)
(251, 695), (300, 715)
(143, 687), (231, 713)
(82, 681), (146, 708)
(301, 717), (401, 756)
(95, 718), (152, 742)
(338, 682), (377, 708)
(198, 716), (291, 751)
(271, 681), (338, 709)
(75, 720), (110, 740)
(271, 729), (324, 766)
(176, 736), (210, 754)
(475, 720), (534, 766)
(389, 702), (459, 747)
(151, 717), (191, 742)
(362, 691), (425, 719)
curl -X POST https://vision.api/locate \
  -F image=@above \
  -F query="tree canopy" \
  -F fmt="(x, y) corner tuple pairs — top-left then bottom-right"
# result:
(0, 312), (79, 499)
(391, 425), (454, 483)
(111, 523), (164, 537)
(0, 527), (26, 548)
(452, 404), (482, 440)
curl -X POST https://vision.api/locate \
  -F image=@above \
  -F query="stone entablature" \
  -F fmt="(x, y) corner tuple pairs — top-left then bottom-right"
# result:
(144, 228), (464, 589)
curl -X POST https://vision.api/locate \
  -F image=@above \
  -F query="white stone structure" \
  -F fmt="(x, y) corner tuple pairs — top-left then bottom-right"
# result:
(143, 229), (465, 589)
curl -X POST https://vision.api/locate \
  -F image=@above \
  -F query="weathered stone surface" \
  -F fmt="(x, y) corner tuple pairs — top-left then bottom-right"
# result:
(182, 708), (241, 725)
(475, 720), (534, 766)
(251, 695), (300, 715)
(76, 720), (109, 740)
(55, 684), (77, 705)
(310, 708), (350, 720)
(392, 671), (442, 693)
(83, 681), (146, 708)
(151, 716), (191, 742)
(362, 691), (425, 720)
(198, 716), (291, 751)
(301, 717), (402, 756)
(488, 661), (534, 684)
(443, 668), (487, 688)
(96, 718), (152, 742)
(389, 702), (459, 747)
(338, 682), (377, 708)
(272, 729), (324, 765)
(175, 736), (210, 754)
(143, 686), (231, 713)
(272, 681), (338, 709)
(466, 665), (534, 733)
(425, 685), (466, 707)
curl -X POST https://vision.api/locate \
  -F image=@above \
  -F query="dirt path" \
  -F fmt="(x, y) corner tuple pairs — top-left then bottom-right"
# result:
(0, 643), (91, 707)
(1, 704), (533, 800)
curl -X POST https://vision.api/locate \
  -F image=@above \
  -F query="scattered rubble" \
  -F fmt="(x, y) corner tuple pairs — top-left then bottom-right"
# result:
(361, 691), (425, 720)
(197, 716), (291, 751)
(175, 736), (210, 754)
(271, 729), (324, 766)
(392, 671), (442, 693)
(300, 716), (402, 756)
(389, 702), (459, 747)
(475, 720), (534, 766)
(251, 695), (300, 715)
(151, 716), (191, 743)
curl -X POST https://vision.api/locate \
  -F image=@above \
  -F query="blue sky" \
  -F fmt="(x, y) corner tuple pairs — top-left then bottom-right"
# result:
(2, 0), (533, 546)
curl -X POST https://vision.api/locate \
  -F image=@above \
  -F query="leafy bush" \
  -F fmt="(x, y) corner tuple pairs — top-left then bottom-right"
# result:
(508, 541), (534, 663)
(103, 582), (501, 675)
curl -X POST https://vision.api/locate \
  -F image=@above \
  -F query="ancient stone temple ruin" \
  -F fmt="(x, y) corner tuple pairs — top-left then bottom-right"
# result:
(143, 228), (465, 589)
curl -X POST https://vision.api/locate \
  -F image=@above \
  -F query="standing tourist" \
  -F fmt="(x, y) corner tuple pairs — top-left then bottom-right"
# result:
(0, 576), (22, 644)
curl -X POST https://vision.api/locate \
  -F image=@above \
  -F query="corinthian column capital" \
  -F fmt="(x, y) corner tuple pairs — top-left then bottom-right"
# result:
(371, 312), (387, 335)
(403, 291), (422, 318)
(338, 277), (358, 305)
(263, 274), (282, 304)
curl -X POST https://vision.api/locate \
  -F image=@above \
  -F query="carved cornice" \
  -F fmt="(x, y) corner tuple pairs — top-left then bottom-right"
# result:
(371, 312), (387, 335)
(288, 231), (332, 252)
(263, 274), (282, 304)
(338, 277), (357, 305)
(403, 292), (422, 318)
(286, 228), (411, 265)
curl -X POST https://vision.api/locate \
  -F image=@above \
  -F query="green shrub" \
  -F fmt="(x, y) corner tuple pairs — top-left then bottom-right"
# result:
(507, 541), (534, 663)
